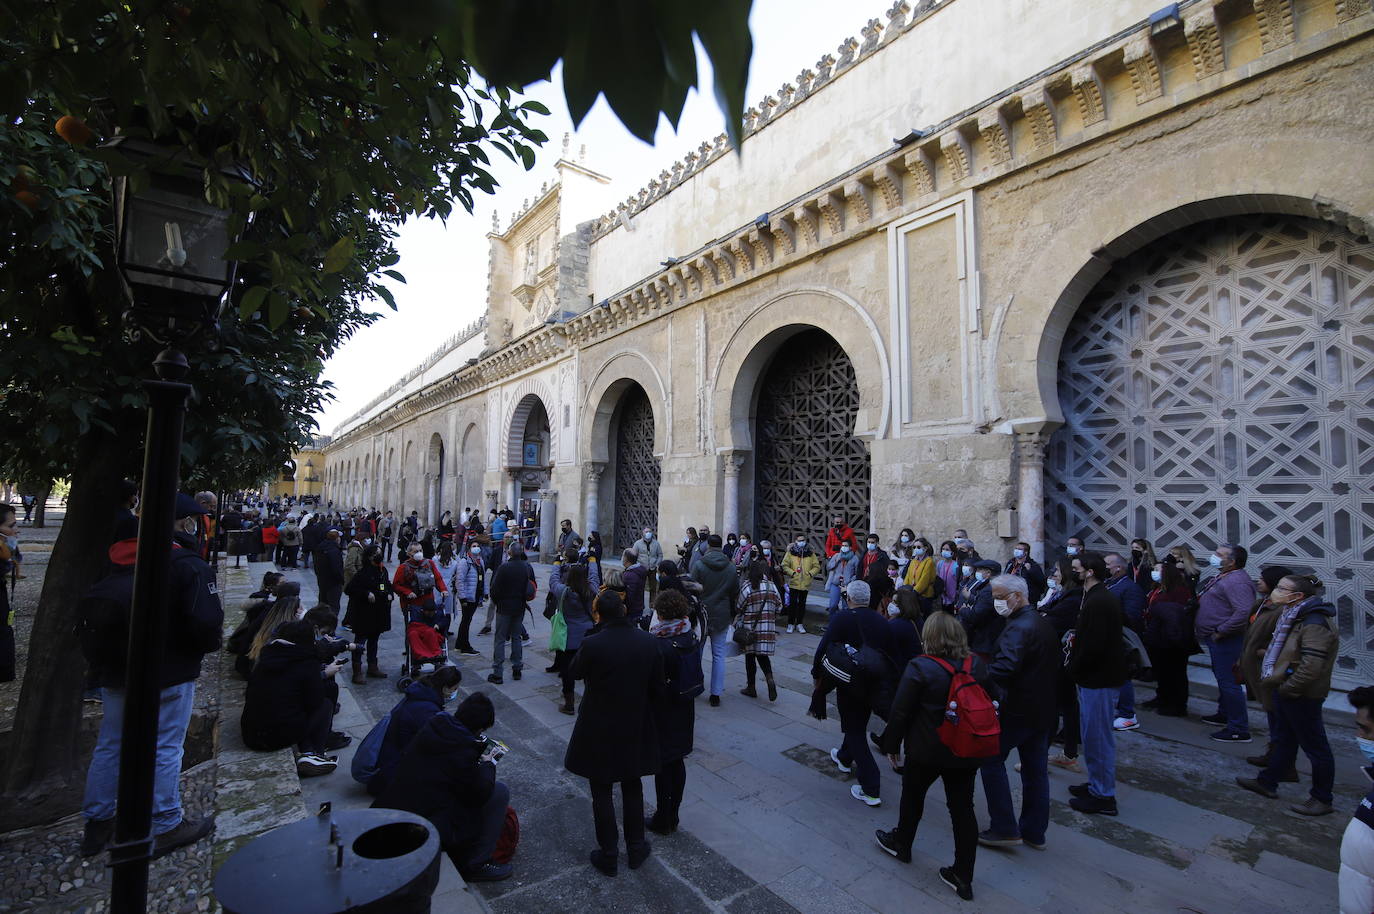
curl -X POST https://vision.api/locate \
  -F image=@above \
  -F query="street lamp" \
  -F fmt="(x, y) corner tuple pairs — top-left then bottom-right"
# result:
(105, 132), (246, 914)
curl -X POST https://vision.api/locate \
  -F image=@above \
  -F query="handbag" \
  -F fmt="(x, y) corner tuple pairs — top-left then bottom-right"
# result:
(548, 590), (568, 653)
(732, 622), (757, 647)
(821, 642), (860, 685)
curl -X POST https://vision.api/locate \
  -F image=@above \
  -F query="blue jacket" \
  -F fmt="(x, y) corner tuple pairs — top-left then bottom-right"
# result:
(1107, 575), (1146, 633)
(454, 554), (485, 603)
(370, 681), (446, 796)
(549, 563), (595, 651)
(812, 607), (894, 678)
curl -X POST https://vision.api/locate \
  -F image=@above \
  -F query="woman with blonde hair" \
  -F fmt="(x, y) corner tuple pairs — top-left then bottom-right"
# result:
(874, 611), (997, 902)
(1128, 538), (1159, 590)
(1168, 545), (1201, 589)
(247, 593), (305, 665)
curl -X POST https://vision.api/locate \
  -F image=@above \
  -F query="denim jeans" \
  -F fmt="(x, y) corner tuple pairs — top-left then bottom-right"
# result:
(1207, 633), (1249, 734)
(1261, 696), (1335, 804)
(1116, 681), (1135, 719)
(707, 628), (729, 697)
(827, 584), (844, 612)
(83, 682), (196, 833)
(1077, 686), (1117, 799)
(835, 688), (879, 798)
(492, 613), (523, 677)
(979, 722), (1050, 844)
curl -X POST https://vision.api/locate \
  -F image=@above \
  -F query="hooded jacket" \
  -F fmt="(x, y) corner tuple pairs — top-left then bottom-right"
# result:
(370, 680), (448, 796)
(1260, 599), (1338, 702)
(372, 712), (495, 852)
(240, 638), (326, 751)
(690, 549), (738, 634)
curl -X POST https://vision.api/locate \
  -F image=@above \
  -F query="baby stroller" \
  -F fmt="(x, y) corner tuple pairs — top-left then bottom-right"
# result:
(397, 611), (449, 691)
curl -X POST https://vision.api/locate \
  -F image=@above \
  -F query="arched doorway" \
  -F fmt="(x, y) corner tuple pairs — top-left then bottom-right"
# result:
(507, 394), (552, 514)
(752, 327), (871, 550)
(610, 383), (660, 552)
(1046, 214), (1374, 683)
(426, 433), (445, 523)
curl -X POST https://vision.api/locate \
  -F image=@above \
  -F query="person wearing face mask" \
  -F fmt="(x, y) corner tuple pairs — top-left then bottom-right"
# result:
(957, 560), (1004, 658)
(731, 533), (753, 570)
(1340, 686), (1374, 912)
(825, 538), (862, 614)
(1040, 558), (1084, 772)
(1062, 536), (1086, 564)
(860, 533), (889, 580)
(367, 664), (469, 798)
(314, 528), (346, 613)
(825, 514), (859, 558)
(1128, 539), (1158, 590)
(886, 587), (924, 667)
(783, 536), (820, 633)
(451, 539), (487, 655)
(1003, 542), (1047, 606)
(1235, 574), (1337, 816)
(1237, 565), (1296, 772)
(1194, 543), (1258, 742)
(902, 537), (937, 614)
(343, 545), (397, 683)
(934, 540), (961, 610)
(1140, 559), (1201, 719)
(951, 530), (981, 566)
(632, 528), (664, 607)
(1066, 552), (1128, 815)
(891, 529), (918, 579)
(976, 575), (1057, 850)
(77, 495), (224, 859)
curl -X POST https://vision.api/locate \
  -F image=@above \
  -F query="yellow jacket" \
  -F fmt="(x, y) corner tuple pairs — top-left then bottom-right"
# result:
(904, 555), (936, 598)
(783, 550), (820, 589)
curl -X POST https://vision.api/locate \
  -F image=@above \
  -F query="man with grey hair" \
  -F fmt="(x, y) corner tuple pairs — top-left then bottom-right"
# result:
(812, 577), (891, 807)
(977, 573), (1058, 849)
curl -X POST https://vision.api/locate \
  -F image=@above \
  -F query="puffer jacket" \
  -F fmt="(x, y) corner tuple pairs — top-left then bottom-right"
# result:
(1260, 599), (1338, 702)
(783, 548), (820, 590)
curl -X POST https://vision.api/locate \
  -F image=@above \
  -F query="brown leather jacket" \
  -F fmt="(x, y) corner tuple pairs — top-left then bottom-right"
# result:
(1240, 601), (1283, 711)
(1258, 600), (1338, 703)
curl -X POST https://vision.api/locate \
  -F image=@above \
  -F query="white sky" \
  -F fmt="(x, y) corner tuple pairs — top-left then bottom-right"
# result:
(315, 0), (868, 435)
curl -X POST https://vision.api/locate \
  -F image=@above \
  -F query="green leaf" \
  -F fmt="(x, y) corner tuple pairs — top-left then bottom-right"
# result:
(374, 284), (397, 310)
(381, 269), (406, 283)
(323, 236), (354, 274)
(238, 285), (268, 319)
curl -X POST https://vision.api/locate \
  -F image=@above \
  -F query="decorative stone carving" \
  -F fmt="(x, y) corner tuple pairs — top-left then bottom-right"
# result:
(867, 163), (903, 209)
(1071, 66), (1107, 126)
(886, 1), (911, 33)
(978, 110), (1013, 165)
(903, 147), (937, 195)
(836, 37), (859, 69)
(1336, 0), (1373, 22)
(818, 190), (846, 235)
(774, 214), (799, 254)
(1185, 7), (1225, 79)
(1123, 36), (1164, 104)
(815, 53), (835, 84)
(940, 131), (972, 182)
(791, 203), (820, 246)
(1254, 0), (1296, 52)
(746, 228), (775, 266)
(795, 68), (816, 99)
(584, 461), (607, 483)
(860, 19), (883, 53)
(843, 181), (873, 223)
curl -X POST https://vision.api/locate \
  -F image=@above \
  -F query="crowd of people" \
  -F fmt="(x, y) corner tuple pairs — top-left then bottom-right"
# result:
(61, 484), (1370, 906)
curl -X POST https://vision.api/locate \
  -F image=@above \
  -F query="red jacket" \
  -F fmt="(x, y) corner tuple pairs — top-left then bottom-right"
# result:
(825, 524), (858, 558)
(261, 525), (280, 546)
(393, 557), (448, 609)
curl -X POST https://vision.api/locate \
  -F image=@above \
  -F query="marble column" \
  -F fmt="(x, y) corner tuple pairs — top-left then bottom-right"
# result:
(505, 468), (522, 513)
(720, 450), (748, 539)
(538, 489), (558, 562)
(1014, 428), (1050, 564)
(584, 461), (607, 537)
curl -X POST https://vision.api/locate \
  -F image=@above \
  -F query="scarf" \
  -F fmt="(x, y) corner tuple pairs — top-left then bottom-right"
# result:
(1262, 595), (1317, 678)
(650, 616), (692, 638)
(936, 559), (959, 603)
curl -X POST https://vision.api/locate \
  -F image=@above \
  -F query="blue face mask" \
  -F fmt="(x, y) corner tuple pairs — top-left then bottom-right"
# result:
(1358, 737), (1374, 764)
(941, 549), (953, 559)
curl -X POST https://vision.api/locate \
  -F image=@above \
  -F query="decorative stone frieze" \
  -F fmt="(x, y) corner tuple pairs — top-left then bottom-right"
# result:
(1185, 6), (1225, 79)
(1122, 36), (1164, 104)
(1337, 0), (1372, 21)
(978, 110), (1013, 165)
(1254, 0), (1296, 52)
(940, 131), (972, 182)
(903, 147), (937, 195)
(1071, 65), (1107, 126)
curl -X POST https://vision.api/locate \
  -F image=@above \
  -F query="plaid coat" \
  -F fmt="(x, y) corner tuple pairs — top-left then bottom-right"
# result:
(737, 580), (780, 656)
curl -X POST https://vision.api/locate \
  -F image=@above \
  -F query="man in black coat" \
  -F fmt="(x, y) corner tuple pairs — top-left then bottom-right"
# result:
(564, 590), (665, 876)
(314, 528), (345, 612)
(977, 574), (1059, 849)
(373, 693), (513, 882)
(487, 542), (535, 684)
(1067, 551), (1127, 816)
(79, 494), (224, 859)
(958, 559), (1004, 657)
(1003, 542), (1047, 605)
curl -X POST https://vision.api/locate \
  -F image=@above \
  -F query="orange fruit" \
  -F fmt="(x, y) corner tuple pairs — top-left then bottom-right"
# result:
(55, 115), (94, 146)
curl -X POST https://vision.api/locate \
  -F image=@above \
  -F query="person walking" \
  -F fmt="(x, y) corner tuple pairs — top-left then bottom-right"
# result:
(1195, 544), (1259, 742)
(977, 575), (1057, 850)
(487, 543), (535, 684)
(564, 590), (665, 876)
(690, 534), (738, 708)
(647, 589), (701, 835)
(1236, 574), (1338, 816)
(874, 612), (996, 902)
(78, 495), (224, 858)
(1066, 551), (1127, 816)
(783, 535), (820, 634)
(736, 560), (781, 702)
(342, 545), (395, 683)
(549, 561), (595, 715)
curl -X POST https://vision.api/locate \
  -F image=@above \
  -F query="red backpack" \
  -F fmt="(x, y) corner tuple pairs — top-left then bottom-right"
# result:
(491, 806), (519, 864)
(926, 656), (1001, 758)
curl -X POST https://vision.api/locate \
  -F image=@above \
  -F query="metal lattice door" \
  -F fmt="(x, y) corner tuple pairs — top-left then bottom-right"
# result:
(1046, 215), (1374, 685)
(613, 385), (660, 553)
(754, 328), (871, 551)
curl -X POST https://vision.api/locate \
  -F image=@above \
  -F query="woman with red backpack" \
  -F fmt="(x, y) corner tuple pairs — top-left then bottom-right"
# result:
(875, 611), (1001, 903)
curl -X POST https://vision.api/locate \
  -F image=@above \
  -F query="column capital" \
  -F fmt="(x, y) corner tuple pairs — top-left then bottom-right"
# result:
(484, 489), (500, 500)
(538, 488), (558, 500)
(584, 461), (608, 482)
(719, 449), (749, 477)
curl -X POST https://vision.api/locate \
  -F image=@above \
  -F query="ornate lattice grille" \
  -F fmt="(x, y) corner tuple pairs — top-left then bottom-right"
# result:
(754, 329), (872, 551)
(613, 385), (660, 553)
(1046, 215), (1374, 685)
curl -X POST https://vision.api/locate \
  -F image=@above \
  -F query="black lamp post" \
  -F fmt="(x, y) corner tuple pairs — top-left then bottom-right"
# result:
(105, 133), (244, 914)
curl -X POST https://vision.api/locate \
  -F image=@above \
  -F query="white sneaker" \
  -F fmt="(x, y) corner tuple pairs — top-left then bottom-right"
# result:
(850, 784), (881, 807)
(785, 624), (795, 633)
(830, 747), (852, 773)
(1113, 716), (1141, 731)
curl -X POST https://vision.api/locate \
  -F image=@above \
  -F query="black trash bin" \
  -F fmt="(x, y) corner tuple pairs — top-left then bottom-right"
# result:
(214, 806), (441, 914)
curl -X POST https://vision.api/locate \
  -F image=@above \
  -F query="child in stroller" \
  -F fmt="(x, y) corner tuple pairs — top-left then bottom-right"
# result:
(399, 604), (450, 690)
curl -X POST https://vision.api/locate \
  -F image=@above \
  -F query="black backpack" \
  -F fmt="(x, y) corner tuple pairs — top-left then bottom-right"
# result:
(77, 575), (134, 680)
(670, 630), (705, 699)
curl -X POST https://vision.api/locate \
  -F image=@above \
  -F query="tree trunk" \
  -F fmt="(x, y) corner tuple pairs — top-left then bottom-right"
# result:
(0, 432), (124, 829)
(31, 484), (51, 528)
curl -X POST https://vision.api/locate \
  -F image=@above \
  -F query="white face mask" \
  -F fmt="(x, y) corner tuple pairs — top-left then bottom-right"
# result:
(796, 540), (806, 548)
(643, 532), (653, 540)
(1151, 569), (1163, 583)
(1357, 736), (1374, 764)
(1066, 545), (1080, 556)
(840, 545), (851, 554)
(900, 535), (911, 544)
(1013, 548), (1026, 559)
(762, 549), (771, 556)
(1209, 553), (1223, 568)
(364, 538), (373, 545)
(886, 604), (900, 619)
(448, 690), (459, 703)
(866, 543), (877, 552)
(470, 547), (481, 555)
(993, 598), (1013, 617)
(976, 570), (992, 583)
(913, 546), (925, 556)
(961, 564), (973, 577)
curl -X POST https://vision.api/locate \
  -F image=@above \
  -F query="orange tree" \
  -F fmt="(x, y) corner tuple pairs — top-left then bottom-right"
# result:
(0, 0), (751, 827)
